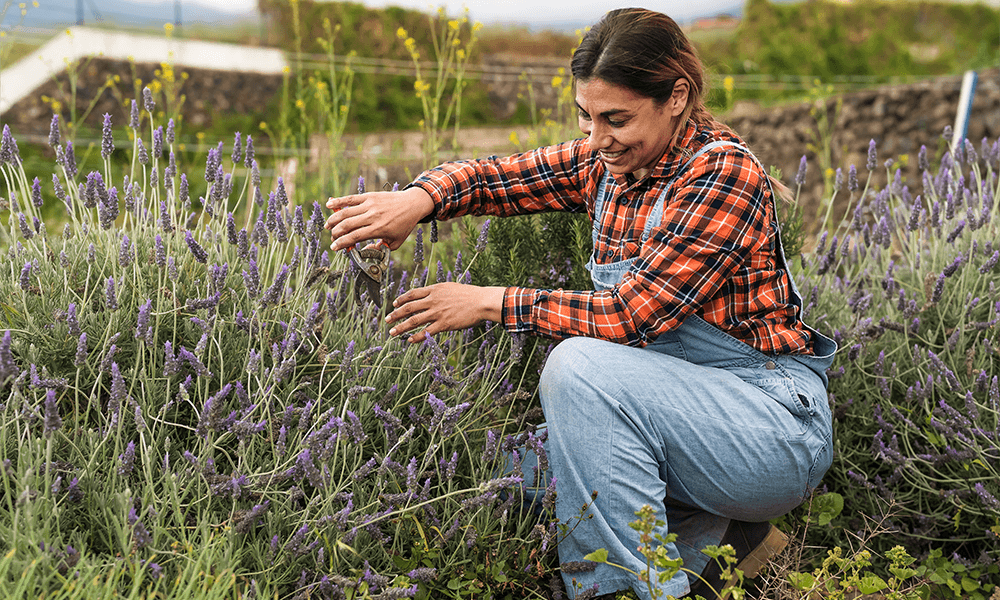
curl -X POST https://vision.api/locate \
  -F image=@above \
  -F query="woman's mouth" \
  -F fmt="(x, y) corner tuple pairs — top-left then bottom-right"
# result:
(600, 149), (626, 160)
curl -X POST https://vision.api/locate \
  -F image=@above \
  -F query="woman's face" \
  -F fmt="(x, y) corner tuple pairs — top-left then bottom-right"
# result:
(576, 77), (688, 179)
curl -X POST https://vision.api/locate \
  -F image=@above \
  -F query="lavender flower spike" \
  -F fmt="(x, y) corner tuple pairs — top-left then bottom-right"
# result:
(48, 114), (61, 148)
(106, 277), (119, 311)
(101, 113), (114, 159)
(1, 124), (18, 165)
(185, 230), (209, 263)
(866, 139), (877, 170)
(43, 389), (62, 438)
(143, 87), (155, 113)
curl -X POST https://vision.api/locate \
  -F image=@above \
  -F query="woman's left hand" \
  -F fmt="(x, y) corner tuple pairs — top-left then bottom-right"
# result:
(386, 283), (506, 343)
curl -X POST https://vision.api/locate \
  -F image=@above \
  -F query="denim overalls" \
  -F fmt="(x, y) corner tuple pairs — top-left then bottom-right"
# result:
(535, 142), (838, 600)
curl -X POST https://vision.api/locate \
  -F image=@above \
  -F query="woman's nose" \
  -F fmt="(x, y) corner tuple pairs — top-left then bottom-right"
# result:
(587, 123), (611, 151)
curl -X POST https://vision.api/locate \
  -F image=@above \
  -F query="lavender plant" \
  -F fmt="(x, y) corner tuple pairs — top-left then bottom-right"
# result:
(795, 134), (1000, 581)
(0, 103), (557, 599)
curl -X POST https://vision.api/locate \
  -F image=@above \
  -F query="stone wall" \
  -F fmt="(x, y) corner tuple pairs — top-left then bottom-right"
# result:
(724, 69), (1000, 219)
(1, 57), (284, 139)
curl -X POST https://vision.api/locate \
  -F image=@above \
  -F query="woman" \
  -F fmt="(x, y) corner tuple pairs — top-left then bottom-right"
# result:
(325, 8), (836, 599)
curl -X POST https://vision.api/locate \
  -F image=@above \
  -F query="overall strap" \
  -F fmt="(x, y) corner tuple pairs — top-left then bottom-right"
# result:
(642, 141), (803, 310)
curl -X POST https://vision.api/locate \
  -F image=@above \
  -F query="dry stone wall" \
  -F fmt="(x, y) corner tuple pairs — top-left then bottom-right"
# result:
(1, 57), (283, 140)
(724, 69), (1000, 219)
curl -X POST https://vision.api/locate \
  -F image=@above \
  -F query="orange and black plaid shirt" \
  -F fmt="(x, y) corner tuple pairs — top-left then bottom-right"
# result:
(409, 122), (814, 355)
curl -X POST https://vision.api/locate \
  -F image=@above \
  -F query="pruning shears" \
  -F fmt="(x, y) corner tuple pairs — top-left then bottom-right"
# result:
(348, 239), (390, 308)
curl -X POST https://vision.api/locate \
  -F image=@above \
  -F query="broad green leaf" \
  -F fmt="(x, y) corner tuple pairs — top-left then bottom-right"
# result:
(584, 548), (609, 563)
(858, 574), (887, 594)
(787, 571), (815, 590)
(962, 576), (981, 592)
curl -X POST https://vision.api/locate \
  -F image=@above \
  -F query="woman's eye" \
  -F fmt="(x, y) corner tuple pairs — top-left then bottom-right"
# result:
(578, 109), (591, 120)
(608, 119), (626, 127)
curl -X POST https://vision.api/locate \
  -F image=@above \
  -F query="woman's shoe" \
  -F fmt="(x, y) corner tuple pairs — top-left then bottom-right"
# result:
(686, 520), (787, 599)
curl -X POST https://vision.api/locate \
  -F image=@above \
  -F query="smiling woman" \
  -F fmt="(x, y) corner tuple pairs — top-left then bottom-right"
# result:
(324, 8), (837, 600)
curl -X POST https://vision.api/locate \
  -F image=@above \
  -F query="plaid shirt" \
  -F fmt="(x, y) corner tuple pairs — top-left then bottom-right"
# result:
(410, 121), (814, 355)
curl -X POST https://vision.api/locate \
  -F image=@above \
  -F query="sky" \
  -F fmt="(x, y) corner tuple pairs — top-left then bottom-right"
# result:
(125, 0), (746, 28)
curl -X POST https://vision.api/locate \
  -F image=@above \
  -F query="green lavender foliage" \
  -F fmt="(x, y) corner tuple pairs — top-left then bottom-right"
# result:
(0, 111), (558, 599)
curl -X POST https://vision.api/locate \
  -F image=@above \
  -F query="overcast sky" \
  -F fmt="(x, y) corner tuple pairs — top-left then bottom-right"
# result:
(129, 0), (746, 28)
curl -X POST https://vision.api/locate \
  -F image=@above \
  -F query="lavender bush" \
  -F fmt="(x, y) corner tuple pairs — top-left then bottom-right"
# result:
(795, 134), (1000, 577)
(0, 103), (557, 599)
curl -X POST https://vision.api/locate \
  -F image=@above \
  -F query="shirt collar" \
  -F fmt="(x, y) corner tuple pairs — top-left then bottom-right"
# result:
(606, 120), (705, 191)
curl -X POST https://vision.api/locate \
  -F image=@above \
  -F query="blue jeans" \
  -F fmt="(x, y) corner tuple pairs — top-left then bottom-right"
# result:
(524, 315), (835, 599)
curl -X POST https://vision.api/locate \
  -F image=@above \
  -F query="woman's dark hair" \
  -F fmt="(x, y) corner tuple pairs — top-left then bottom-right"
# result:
(571, 8), (719, 133)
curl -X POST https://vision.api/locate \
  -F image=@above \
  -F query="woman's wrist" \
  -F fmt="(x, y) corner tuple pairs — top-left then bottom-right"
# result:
(480, 286), (507, 324)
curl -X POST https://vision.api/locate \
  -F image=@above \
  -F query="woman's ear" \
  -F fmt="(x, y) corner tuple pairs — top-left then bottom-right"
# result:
(670, 79), (690, 116)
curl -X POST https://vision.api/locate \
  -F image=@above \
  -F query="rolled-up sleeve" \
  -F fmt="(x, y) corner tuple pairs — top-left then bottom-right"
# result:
(407, 139), (594, 221)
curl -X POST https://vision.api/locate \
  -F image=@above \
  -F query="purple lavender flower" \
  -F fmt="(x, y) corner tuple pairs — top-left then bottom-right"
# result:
(240, 134), (254, 168)
(61, 140), (77, 178)
(19, 261), (32, 291)
(0, 124), (18, 165)
(136, 299), (153, 344)
(43, 389), (62, 438)
(17, 214), (33, 240)
(101, 114), (114, 159)
(142, 87), (155, 113)
(48, 114), (61, 148)
(168, 256), (178, 281)
(127, 99), (139, 129)
(413, 227), (424, 262)
(137, 138), (149, 165)
(430, 219), (439, 243)
(980, 251), (999, 274)
(118, 440), (136, 475)
(185, 230), (208, 263)
(866, 139), (877, 170)
(946, 220), (966, 244)
(64, 303), (80, 337)
(119, 234), (133, 268)
(152, 126), (163, 157)
(100, 187), (120, 230)
(2, 333), (22, 382)
(74, 333), (88, 367)
(179, 173), (189, 207)
(29, 177), (43, 209)
(795, 155), (807, 186)
(106, 277), (118, 311)
(261, 264), (290, 306)
(847, 164), (858, 192)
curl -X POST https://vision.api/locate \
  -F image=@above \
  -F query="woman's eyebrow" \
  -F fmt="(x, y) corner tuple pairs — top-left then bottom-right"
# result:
(574, 102), (629, 117)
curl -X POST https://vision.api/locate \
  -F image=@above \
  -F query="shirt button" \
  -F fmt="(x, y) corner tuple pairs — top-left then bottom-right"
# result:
(618, 195), (629, 205)
(765, 360), (777, 370)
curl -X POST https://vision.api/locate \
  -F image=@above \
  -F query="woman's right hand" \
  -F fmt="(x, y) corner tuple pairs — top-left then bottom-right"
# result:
(324, 186), (435, 252)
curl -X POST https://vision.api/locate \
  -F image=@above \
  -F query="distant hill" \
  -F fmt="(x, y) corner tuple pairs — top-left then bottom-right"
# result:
(1, 0), (256, 30)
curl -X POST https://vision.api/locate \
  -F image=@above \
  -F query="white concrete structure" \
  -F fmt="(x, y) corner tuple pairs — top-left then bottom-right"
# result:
(0, 26), (288, 115)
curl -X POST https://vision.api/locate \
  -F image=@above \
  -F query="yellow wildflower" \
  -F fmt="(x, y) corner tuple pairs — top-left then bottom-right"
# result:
(551, 76), (563, 88)
(448, 20), (459, 31)
(473, 22), (483, 32)
(397, 27), (407, 39)
(295, 99), (305, 109)
(456, 49), (465, 60)
(509, 131), (520, 147)
(723, 76), (734, 92)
